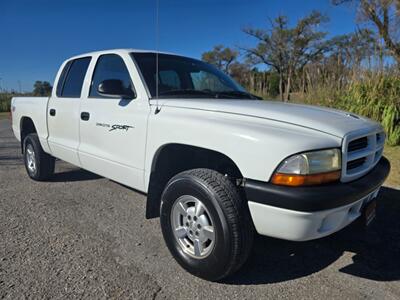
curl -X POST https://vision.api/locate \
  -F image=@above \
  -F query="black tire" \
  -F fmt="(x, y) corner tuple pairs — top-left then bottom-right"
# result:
(23, 133), (55, 181)
(160, 168), (254, 281)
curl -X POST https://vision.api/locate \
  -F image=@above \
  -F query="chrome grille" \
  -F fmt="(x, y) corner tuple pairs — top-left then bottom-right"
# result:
(341, 128), (385, 182)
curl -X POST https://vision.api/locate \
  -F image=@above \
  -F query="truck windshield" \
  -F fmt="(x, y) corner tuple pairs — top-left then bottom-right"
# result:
(131, 52), (257, 100)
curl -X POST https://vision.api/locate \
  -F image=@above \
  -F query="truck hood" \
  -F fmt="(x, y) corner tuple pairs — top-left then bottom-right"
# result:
(160, 99), (381, 138)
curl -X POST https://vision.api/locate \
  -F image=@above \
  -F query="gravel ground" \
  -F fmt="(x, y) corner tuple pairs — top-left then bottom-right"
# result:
(1, 118), (400, 299)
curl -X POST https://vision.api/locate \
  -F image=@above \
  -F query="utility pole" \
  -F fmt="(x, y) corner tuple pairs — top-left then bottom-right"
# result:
(18, 80), (22, 94)
(0, 78), (2, 92)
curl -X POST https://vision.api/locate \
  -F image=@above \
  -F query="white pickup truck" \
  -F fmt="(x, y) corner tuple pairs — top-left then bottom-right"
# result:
(11, 49), (390, 280)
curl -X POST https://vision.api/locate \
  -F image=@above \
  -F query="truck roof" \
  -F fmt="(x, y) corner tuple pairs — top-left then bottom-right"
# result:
(67, 48), (177, 60)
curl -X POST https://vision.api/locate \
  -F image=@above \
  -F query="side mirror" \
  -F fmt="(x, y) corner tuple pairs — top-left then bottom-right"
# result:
(97, 79), (135, 99)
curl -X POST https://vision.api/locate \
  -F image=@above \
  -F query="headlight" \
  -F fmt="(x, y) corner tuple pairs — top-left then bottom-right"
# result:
(271, 149), (341, 186)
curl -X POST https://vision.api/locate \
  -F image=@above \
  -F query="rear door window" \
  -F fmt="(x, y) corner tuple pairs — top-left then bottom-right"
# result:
(56, 61), (72, 97)
(60, 57), (91, 98)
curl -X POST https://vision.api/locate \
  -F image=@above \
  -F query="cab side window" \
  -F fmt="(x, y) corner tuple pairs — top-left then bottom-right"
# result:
(90, 54), (134, 98)
(58, 57), (91, 98)
(158, 70), (181, 90)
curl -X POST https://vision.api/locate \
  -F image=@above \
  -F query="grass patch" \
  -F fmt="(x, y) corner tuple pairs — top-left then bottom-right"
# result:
(299, 75), (400, 146)
(0, 94), (12, 112)
(384, 145), (400, 188)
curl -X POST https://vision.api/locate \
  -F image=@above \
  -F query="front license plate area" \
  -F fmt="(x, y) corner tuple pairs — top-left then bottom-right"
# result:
(363, 200), (377, 226)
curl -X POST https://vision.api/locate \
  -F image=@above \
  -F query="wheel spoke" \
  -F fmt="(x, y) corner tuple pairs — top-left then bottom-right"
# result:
(175, 226), (187, 238)
(26, 145), (36, 173)
(194, 200), (205, 217)
(171, 195), (215, 258)
(202, 225), (214, 241)
(193, 239), (203, 256)
(177, 202), (187, 217)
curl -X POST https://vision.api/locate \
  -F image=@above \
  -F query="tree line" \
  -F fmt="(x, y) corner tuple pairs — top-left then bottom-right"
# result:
(0, 81), (52, 112)
(202, 0), (400, 102)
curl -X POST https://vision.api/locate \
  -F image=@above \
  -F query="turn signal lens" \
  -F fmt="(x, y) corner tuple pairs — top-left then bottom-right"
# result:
(271, 170), (341, 186)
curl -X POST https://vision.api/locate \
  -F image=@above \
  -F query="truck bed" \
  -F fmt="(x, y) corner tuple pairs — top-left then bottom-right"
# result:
(11, 96), (49, 146)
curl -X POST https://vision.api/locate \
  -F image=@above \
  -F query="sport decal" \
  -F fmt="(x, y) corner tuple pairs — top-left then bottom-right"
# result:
(96, 123), (134, 132)
(109, 124), (134, 132)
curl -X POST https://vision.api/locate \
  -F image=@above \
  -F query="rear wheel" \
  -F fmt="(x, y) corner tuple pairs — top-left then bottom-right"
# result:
(160, 168), (254, 281)
(23, 133), (55, 181)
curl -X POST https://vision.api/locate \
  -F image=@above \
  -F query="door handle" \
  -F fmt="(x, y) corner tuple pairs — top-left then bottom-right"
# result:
(49, 109), (56, 116)
(81, 112), (90, 121)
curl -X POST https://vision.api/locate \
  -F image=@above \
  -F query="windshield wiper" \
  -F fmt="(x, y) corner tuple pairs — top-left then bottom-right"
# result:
(216, 90), (261, 100)
(157, 89), (217, 98)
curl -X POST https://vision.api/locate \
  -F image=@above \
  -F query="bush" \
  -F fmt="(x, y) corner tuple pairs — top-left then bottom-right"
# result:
(343, 76), (400, 145)
(0, 94), (12, 112)
(303, 75), (400, 146)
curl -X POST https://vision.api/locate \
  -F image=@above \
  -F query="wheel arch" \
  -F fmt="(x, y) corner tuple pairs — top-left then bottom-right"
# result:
(19, 116), (37, 153)
(145, 143), (244, 219)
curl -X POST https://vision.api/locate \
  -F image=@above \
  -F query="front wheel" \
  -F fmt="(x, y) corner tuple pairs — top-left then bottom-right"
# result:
(160, 168), (254, 281)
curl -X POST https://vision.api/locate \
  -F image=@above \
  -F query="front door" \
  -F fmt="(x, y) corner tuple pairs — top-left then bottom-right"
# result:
(78, 53), (149, 190)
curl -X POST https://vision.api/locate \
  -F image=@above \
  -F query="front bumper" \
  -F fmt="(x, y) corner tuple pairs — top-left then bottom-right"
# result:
(244, 157), (390, 241)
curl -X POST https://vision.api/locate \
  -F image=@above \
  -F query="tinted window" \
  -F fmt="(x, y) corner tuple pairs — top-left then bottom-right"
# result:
(61, 57), (91, 97)
(159, 70), (181, 90)
(56, 61), (72, 97)
(90, 54), (134, 98)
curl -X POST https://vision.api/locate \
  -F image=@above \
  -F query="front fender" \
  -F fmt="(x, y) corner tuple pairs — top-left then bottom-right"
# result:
(144, 106), (342, 191)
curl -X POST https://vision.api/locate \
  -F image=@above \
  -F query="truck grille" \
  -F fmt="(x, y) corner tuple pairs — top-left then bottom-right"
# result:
(341, 128), (385, 182)
(348, 137), (368, 152)
(346, 157), (366, 170)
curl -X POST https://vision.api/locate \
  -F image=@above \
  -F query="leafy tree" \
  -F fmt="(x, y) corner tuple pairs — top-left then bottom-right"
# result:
(333, 0), (400, 65)
(33, 81), (52, 96)
(242, 11), (330, 101)
(202, 45), (239, 74)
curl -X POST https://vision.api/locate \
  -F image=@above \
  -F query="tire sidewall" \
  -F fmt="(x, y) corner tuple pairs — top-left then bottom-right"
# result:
(23, 135), (40, 179)
(160, 174), (233, 280)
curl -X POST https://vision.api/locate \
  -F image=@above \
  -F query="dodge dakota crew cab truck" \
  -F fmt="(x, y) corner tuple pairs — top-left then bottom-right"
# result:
(11, 49), (390, 281)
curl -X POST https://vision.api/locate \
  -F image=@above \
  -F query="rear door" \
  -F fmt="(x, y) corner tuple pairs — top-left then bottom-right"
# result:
(47, 57), (91, 166)
(78, 53), (149, 190)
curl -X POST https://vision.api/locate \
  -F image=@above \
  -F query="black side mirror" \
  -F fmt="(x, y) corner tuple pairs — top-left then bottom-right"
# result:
(97, 79), (135, 99)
